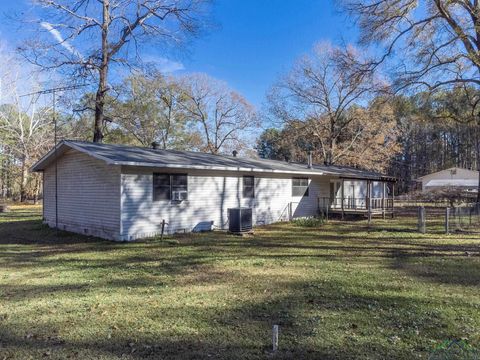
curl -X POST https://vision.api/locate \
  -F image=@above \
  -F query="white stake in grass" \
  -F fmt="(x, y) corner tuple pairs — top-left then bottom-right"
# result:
(272, 325), (279, 352)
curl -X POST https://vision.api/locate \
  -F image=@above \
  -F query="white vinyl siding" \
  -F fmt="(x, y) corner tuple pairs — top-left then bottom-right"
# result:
(289, 176), (329, 218)
(420, 168), (479, 191)
(41, 147), (388, 242)
(120, 167), (329, 240)
(43, 149), (121, 240)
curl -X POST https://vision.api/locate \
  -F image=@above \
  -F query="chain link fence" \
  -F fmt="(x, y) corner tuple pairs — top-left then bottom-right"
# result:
(410, 203), (480, 234)
(453, 203), (480, 233)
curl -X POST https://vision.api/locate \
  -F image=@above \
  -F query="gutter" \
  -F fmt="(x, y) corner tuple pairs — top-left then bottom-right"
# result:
(114, 161), (325, 176)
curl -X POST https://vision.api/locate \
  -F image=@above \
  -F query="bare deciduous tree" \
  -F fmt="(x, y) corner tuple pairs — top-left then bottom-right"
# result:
(19, 0), (212, 142)
(0, 104), (52, 202)
(343, 0), (480, 194)
(268, 42), (397, 169)
(181, 74), (258, 154)
(343, 0), (480, 91)
(0, 58), (53, 202)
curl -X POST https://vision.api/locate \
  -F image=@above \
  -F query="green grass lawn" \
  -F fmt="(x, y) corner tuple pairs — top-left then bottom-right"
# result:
(0, 206), (479, 359)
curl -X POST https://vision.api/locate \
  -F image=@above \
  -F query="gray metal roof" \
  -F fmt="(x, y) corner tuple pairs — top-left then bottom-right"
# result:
(311, 164), (393, 180)
(31, 140), (393, 180)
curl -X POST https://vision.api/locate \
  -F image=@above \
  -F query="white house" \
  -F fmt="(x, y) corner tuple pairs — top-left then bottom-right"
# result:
(31, 141), (395, 241)
(417, 167), (479, 192)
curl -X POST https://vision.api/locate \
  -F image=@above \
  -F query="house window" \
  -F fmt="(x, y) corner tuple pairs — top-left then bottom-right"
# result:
(292, 177), (309, 197)
(153, 173), (188, 201)
(243, 176), (255, 198)
(172, 174), (188, 198)
(153, 174), (171, 201)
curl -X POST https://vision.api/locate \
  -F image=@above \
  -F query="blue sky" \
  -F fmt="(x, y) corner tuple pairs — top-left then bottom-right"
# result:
(186, 0), (357, 106)
(0, 0), (357, 107)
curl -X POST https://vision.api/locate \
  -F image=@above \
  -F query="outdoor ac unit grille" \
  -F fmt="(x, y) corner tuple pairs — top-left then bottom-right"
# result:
(228, 208), (253, 233)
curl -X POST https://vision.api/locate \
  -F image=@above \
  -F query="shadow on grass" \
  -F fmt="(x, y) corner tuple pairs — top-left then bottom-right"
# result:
(0, 218), (109, 245)
(1, 214), (479, 286)
(1, 210), (480, 358)
(390, 249), (480, 287)
(0, 277), (463, 359)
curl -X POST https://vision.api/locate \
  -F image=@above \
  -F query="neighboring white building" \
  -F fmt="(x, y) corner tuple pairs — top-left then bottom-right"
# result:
(32, 141), (395, 241)
(417, 167), (479, 192)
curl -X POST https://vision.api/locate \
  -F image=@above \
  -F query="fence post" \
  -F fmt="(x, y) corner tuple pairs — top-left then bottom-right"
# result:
(418, 206), (426, 233)
(160, 219), (166, 240)
(445, 207), (450, 234)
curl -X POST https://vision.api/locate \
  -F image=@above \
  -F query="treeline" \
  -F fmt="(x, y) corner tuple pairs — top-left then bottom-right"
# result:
(4, 48), (479, 202)
(257, 87), (480, 194)
(72, 72), (258, 153)
(389, 89), (480, 193)
(3, 0), (480, 200)
(0, 68), (258, 202)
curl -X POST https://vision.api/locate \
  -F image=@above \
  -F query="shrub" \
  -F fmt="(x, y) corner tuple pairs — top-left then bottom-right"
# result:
(292, 216), (324, 227)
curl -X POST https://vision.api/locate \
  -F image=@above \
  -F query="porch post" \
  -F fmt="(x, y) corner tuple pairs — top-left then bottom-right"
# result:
(366, 179), (371, 211)
(382, 181), (386, 219)
(391, 182), (395, 219)
(341, 178), (345, 219)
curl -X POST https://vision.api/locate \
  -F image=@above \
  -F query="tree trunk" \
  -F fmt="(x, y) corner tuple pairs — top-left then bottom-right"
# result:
(93, 0), (110, 143)
(33, 174), (41, 205)
(1, 155), (6, 199)
(324, 137), (335, 165)
(93, 86), (106, 143)
(5, 152), (11, 198)
(476, 123), (480, 203)
(20, 155), (28, 203)
(477, 149), (480, 203)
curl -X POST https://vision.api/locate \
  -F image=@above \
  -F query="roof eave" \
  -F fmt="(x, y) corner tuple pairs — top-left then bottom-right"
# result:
(30, 140), (117, 172)
(116, 161), (325, 176)
(30, 142), (66, 172)
(338, 175), (396, 182)
(30, 140), (393, 180)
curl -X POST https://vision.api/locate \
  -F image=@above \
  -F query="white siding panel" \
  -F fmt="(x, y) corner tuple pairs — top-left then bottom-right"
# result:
(290, 176), (329, 218)
(43, 149), (121, 240)
(121, 167), (329, 240)
(421, 168), (479, 190)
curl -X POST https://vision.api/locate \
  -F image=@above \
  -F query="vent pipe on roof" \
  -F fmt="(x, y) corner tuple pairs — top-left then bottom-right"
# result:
(151, 142), (159, 150)
(232, 150), (238, 157)
(307, 151), (313, 169)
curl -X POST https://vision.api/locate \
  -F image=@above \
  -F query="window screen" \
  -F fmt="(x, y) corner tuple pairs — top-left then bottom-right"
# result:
(243, 176), (255, 198)
(292, 177), (309, 197)
(153, 174), (188, 201)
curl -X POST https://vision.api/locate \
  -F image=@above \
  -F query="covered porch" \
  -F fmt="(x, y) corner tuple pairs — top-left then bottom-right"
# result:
(318, 176), (396, 218)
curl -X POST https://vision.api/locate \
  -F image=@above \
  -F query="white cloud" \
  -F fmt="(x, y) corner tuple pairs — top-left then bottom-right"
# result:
(40, 22), (81, 58)
(143, 55), (185, 73)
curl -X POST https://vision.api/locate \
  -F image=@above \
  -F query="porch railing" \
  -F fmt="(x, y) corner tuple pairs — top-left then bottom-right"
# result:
(318, 197), (394, 212)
